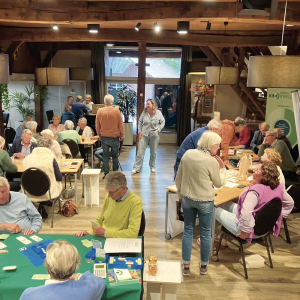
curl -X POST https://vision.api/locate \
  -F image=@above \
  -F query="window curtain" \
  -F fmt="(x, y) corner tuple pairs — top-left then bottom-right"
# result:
(91, 42), (105, 104)
(177, 46), (191, 146)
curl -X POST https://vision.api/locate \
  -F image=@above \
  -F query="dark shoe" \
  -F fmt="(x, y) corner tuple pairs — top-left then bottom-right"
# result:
(200, 264), (207, 275)
(182, 264), (190, 277)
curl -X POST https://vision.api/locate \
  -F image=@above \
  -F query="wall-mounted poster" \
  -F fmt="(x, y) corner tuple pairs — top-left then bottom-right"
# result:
(203, 86), (214, 113)
(205, 99), (211, 107)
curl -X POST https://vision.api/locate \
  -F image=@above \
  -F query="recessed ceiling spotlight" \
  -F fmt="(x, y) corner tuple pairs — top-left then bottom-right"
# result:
(286, 24), (294, 27)
(177, 21), (189, 34)
(116, 51), (121, 54)
(106, 43), (114, 47)
(135, 23), (141, 31)
(87, 24), (100, 34)
(52, 24), (58, 30)
(154, 22), (160, 32)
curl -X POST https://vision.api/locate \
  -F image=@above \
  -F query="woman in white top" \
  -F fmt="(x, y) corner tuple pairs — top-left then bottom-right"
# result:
(48, 115), (65, 139)
(41, 129), (63, 159)
(175, 131), (226, 277)
(83, 94), (94, 111)
(132, 100), (165, 174)
(260, 148), (285, 186)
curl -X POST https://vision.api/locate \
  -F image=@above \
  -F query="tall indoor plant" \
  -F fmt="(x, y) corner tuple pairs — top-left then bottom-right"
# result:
(115, 85), (137, 123)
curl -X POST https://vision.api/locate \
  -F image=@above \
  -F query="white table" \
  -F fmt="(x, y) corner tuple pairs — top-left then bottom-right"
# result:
(143, 260), (182, 300)
(81, 168), (101, 207)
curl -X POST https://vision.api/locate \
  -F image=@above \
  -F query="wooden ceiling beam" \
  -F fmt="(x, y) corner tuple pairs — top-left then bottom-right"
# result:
(0, 2), (300, 26)
(0, 27), (293, 47)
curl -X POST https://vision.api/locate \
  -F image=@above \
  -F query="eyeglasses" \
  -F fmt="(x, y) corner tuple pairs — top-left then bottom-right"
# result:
(105, 187), (121, 196)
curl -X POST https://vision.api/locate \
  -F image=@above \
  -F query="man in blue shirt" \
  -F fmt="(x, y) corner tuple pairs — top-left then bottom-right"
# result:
(0, 177), (42, 235)
(71, 95), (89, 122)
(174, 119), (223, 179)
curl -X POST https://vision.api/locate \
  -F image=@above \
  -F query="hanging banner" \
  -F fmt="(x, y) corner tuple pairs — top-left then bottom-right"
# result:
(266, 88), (297, 147)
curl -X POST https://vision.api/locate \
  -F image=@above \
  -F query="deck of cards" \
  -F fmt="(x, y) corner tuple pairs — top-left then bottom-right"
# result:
(16, 236), (31, 245)
(32, 274), (50, 280)
(0, 234), (9, 240)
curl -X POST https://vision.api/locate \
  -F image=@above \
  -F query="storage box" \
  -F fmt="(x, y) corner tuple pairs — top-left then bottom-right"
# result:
(239, 254), (265, 268)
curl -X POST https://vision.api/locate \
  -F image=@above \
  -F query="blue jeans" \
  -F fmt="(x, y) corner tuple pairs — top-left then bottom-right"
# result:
(133, 134), (160, 171)
(94, 147), (103, 162)
(182, 197), (214, 265)
(101, 137), (119, 175)
(215, 201), (241, 236)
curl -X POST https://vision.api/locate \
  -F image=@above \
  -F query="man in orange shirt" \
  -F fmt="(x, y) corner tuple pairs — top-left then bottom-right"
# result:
(96, 95), (124, 178)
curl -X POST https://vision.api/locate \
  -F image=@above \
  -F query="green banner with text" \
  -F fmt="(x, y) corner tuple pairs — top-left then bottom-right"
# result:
(266, 88), (296, 148)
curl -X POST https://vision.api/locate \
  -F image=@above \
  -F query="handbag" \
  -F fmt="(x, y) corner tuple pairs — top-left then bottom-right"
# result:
(62, 186), (75, 199)
(61, 199), (78, 217)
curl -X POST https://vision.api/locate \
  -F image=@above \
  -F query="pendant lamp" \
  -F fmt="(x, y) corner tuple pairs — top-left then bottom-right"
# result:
(0, 54), (10, 84)
(35, 68), (69, 86)
(247, 0), (300, 88)
(205, 66), (239, 85)
(69, 68), (94, 80)
(247, 56), (300, 88)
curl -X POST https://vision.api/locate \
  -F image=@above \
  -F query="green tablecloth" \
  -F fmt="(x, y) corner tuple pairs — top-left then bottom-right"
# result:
(0, 234), (142, 300)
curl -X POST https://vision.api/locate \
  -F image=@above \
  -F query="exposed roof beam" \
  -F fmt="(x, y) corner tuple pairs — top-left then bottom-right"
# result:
(0, 27), (293, 47)
(0, 2), (299, 26)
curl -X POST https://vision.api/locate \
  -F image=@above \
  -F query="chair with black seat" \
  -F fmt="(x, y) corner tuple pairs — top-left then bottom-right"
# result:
(212, 198), (282, 279)
(4, 127), (16, 145)
(46, 110), (54, 125)
(3, 113), (9, 129)
(21, 168), (62, 228)
(62, 139), (79, 158)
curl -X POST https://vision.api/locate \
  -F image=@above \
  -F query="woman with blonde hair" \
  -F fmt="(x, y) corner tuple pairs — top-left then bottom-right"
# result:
(48, 115), (65, 139)
(132, 99), (165, 174)
(260, 148), (285, 186)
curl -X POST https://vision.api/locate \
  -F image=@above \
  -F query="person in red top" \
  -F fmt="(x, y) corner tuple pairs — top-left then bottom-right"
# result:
(96, 95), (124, 178)
(221, 118), (246, 164)
(231, 120), (251, 148)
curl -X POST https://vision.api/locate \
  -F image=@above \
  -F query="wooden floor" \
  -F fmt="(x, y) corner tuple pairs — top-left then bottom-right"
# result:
(40, 144), (300, 300)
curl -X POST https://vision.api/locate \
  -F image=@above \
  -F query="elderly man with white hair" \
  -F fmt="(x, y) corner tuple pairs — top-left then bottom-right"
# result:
(174, 119), (223, 179)
(0, 177), (42, 235)
(76, 117), (94, 163)
(20, 240), (105, 300)
(96, 95), (124, 178)
(83, 94), (94, 110)
(57, 120), (80, 144)
(41, 129), (63, 159)
(9, 129), (37, 158)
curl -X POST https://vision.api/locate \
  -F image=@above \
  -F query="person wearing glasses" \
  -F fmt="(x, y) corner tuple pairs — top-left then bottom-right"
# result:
(215, 161), (294, 243)
(258, 130), (297, 179)
(173, 119), (223, 179)
(75, 171), (142, 238)
(250, 122), (270, 154)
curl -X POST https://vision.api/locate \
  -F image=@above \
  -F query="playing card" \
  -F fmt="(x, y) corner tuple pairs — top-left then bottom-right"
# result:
(32, 274), (50, 280)
(16, 236), (32, 245)
(92, 239), (102, 249)
(19, 247), (27, 251)
(0, 234), (9, 240)
(0, 242), (7, 249)
(30, 235), (43, 242)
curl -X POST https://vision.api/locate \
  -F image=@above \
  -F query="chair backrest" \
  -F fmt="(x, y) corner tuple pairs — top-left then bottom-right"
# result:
(3, 113), (9, 126)
(46, 110), (54, 124)
(138, 210), (146, 236)
(254, 198), (282, 236)
(21, 168), (51, 197)
(4, 127), (16, 144)
(291, 144), (299, 163)
(62, 139), (79, 158)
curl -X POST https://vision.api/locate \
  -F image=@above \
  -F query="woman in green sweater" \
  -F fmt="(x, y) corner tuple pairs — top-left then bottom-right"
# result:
(0, 136), (18, 190)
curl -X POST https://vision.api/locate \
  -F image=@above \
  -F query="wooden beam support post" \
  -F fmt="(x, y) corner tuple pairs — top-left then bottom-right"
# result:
(136, 41), (146, 154)
(238, 47), (245, 74)
(5, 41), (24, 74)
(34, 85), (43, 132)
(0, 93), (4, 137)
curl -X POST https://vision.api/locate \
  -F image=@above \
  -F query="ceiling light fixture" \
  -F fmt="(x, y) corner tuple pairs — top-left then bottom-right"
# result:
(286, 24), (294, 27)
(106, 43), (114, 47)
(154, 22), (160, 32)
(205, 66), (239, 85)
(135, 23), (141, 31)
(177, 21), (189, 34)
(247, 0), (300, 88)
(52, 24), (58, 30)
(87, 24), (100, 34)
(116, 51), (121, 54)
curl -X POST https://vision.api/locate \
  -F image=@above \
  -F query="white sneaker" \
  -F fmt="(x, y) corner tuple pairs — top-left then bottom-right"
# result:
(132, 169), (138, 174)
(151, 168), (155, 173)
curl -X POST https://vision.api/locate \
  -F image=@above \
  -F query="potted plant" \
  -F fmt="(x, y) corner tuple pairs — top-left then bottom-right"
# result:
(115, 85), (137, 123)
(0, 84), (10, 111)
